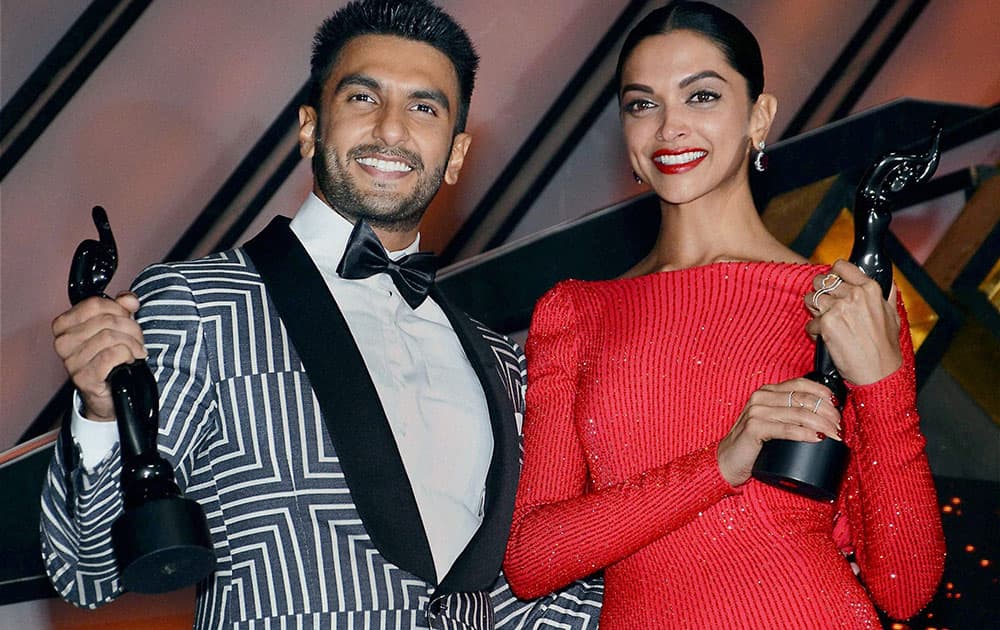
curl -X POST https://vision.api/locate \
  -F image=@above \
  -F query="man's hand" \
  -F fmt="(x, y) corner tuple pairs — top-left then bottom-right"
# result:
(52, 292), (146, 422)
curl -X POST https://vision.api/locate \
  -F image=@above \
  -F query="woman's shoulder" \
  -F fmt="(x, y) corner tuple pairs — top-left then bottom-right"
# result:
(535, 261), (828, 310)
(540, 274), (646, 302)
(624, 260), (825, 286)
(532, 277), (631, 323)
(535, 278), (586, 313)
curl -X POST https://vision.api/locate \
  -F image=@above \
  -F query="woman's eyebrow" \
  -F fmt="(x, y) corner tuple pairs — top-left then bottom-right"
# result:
(679, 70), (727, 89)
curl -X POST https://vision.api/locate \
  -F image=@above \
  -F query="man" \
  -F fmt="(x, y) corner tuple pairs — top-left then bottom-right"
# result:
(40, 1), (602, 628)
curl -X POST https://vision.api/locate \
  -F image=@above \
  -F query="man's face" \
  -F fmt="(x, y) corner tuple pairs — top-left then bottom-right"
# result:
(298, 34), (471, 232)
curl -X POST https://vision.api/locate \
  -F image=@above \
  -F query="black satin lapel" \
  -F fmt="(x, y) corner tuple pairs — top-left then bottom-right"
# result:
(431, 287), (521, 593)
(243, 217), (436, 584)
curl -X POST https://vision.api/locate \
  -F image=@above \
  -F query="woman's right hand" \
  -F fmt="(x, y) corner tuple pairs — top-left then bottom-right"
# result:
(717, 378), (842, 486)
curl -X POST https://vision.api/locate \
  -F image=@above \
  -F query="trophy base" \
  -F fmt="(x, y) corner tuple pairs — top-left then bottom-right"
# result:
(112, 496), (216, 594)
(751, 438), (849, 502)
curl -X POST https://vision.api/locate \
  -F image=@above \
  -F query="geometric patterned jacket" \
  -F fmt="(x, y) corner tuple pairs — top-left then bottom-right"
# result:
(40, 218), (602, 629)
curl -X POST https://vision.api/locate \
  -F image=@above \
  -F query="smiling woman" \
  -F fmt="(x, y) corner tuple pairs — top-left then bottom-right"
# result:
(503, 2), (945, 628)
(619, 29), (775, 211)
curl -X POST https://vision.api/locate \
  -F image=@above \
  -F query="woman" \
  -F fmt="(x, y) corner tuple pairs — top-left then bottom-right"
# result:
(503, 2), (944, 627)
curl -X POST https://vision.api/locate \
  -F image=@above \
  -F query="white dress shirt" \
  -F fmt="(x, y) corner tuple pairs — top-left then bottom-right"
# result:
(72, 193), (493, 580)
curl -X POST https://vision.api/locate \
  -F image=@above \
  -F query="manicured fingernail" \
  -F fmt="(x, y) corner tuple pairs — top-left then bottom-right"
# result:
(816, 432), (826, 441)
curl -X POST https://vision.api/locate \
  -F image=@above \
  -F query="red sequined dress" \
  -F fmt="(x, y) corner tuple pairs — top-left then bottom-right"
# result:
(504, 263), (944, 628)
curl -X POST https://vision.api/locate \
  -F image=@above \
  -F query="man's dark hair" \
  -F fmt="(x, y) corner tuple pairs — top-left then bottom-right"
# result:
(309, 0), (479, 133)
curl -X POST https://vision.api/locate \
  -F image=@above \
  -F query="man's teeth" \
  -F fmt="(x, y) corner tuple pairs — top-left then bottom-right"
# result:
(357, 157), (413, 173)
(654, 150), (707, 165)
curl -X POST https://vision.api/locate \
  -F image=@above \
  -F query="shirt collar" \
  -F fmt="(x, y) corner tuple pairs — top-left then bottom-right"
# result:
(289, 193), (422, 277)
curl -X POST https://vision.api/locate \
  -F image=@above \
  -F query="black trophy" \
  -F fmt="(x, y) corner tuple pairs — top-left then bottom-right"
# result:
(68, 206), (216, 593)
(751, 127), (943, 501)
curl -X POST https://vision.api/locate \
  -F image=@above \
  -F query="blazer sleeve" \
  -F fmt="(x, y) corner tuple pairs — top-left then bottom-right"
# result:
(503, 282), (737, 600)
(39, 262), (220, 608)
(834, 296), (945, 620)
(491, 573), (603, 629)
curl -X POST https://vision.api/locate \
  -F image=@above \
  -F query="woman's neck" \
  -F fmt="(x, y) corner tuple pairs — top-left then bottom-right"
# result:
(624, 187), (806, 277)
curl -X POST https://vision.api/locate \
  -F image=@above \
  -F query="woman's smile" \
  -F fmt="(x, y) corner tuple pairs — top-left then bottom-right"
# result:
(652, 148), (708, 174)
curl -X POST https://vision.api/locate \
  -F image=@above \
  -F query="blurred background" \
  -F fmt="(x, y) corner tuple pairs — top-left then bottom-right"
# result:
(2, 1), (997, 627)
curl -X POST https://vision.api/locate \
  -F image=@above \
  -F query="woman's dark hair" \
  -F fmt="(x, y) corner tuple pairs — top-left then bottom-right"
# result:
(616, 1), (764, 101)
(308, 0), (479, 133)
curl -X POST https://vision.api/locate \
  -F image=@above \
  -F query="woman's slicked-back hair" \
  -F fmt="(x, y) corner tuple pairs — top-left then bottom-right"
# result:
(616, 1), (764, 102)
(309, 0), (479, 133)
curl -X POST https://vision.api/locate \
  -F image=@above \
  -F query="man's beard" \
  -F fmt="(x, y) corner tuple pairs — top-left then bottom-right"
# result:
(312, 137), (446, 233)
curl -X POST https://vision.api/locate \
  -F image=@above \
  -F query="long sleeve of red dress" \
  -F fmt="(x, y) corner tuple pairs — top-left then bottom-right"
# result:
(835, 297), (946, 619)
(504, 282), (740, 598)
(503, 264), (944, 629)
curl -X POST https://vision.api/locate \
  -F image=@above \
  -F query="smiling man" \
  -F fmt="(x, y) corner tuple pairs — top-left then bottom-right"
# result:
(304, 31), (472, 243)
(40, 1), (602, 628)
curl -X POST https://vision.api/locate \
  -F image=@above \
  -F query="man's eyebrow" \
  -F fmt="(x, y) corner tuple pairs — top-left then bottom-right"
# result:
(410, 89), (450, 112)
(334, 74), (451, 112)
(679, 70), (727, 88)
(334, 73), (380, 94)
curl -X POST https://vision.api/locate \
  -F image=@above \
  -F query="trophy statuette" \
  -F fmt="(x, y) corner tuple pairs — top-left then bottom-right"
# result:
(751, 127), (943, 501)
(68, 206), (216, 593)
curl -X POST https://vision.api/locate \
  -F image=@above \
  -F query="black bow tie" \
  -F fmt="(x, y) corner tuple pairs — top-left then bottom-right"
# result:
(336, 219), (438, 308)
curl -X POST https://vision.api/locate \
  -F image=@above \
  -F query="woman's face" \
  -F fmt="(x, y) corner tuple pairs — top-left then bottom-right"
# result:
(619, 30), (771, 207)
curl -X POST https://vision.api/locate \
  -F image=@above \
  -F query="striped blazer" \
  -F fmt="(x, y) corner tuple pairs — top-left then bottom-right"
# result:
(40, 218), (602, 629)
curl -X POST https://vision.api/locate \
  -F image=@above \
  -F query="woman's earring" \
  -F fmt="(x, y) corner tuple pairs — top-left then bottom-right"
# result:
(753, 141), (768, 173)
(633, 170), (643, 184)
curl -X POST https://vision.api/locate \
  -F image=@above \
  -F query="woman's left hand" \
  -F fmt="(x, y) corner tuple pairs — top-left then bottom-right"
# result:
(805, 259), (902, 385)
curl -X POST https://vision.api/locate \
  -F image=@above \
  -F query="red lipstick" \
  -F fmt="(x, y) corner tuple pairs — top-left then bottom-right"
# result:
(651, 148), (708, 174)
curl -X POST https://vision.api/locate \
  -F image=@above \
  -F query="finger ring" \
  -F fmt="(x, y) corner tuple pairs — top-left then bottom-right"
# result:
(811, 397), (823, 413)
(787, 391), (795, 408)
(820, 272), (843, 290)
(811, 273), (844, 310)
(810, 291), (822, 310)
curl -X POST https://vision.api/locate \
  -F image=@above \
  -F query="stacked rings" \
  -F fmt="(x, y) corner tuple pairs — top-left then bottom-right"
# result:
(811, 273), (843, 310)
(789, 390), (824, 412)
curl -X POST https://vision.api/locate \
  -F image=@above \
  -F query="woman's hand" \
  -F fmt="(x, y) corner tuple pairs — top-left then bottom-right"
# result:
(718, 378), (842, 486)
(805, 259), (902, 385)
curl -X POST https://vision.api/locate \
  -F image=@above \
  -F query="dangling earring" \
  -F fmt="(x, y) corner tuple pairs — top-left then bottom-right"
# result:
(753, 140), (768, 173)
(633, 170), (643, 184)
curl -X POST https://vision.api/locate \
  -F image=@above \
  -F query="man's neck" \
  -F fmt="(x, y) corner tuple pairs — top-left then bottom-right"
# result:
(315, 190), (421, 252)
(368, 223), (420, 253)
